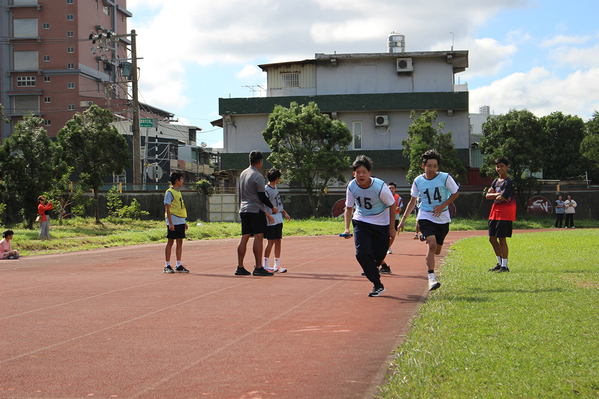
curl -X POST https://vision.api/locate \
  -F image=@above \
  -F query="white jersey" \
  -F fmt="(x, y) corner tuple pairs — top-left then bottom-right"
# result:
(346, 177), (395, 226)
(265, 184), (283, 225)
(411, 172), (459, 224)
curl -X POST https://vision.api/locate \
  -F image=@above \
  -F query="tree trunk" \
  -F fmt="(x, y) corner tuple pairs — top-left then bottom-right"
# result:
(94, 190), (100, 224)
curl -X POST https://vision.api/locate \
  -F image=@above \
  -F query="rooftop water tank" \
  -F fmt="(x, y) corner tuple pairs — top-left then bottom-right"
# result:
(388, 33), (405, 53)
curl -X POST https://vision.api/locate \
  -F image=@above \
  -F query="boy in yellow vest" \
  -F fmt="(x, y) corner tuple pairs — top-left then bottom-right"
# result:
(164, 172), (189, 273)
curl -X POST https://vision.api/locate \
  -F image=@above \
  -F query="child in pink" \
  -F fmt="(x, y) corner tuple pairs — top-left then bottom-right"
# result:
(1, 230), (20, 259)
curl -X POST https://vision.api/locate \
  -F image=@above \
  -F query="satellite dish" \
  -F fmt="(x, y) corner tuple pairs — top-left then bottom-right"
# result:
(147, 164), (163, 181)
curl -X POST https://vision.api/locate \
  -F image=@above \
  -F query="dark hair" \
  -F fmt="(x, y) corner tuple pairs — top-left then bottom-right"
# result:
(2, 230), (14, 238)
(422, 150), (441, 166)
(37, 195), (45, 202)
(249, 150), (263, 165)
(494, 156), (509, 166)
(352, 155), (373, 172)
(267, 168), (281, 182)
(388, 182), (397, 188)
(170, 172), (183, 186)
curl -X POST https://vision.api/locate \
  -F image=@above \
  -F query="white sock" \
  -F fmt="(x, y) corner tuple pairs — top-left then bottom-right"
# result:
(176, 261), (181, 267)
(264, 258), (269, 268)
(501, 258), (508, 268)
(275, 258), (280, 268)
(165, 261), (170, 267)
(428, 272), (436, 281)
(496, 255), (501, 265)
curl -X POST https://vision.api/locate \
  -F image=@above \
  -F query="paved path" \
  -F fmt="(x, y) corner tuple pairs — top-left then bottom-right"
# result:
(1, 230), (500, 398)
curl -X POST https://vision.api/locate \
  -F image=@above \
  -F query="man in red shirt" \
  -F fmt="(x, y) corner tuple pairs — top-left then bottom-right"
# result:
(486, 156), (516, 272)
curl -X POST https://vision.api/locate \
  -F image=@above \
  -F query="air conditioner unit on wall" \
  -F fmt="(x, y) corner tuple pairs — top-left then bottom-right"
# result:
(397, 57), (413, 72)
(375, 115), (389, 127)
(80, 100), (94, 107)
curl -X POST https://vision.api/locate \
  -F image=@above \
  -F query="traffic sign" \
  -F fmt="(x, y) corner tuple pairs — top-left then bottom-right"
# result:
(140, 118), (154, 127)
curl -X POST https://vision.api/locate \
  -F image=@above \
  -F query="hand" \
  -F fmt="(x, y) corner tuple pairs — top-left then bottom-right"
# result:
(271, 206), (278, 214)
(398, 220), (405, 231)
(168, 224), (175, 231)
(185, 223), (189, 231)
(342, 230), (352, 239)
(389, 226), (396, 239)
(432, 205), (444, 217)
(284, 212), (291, 222)
(267, 215), (275, 224)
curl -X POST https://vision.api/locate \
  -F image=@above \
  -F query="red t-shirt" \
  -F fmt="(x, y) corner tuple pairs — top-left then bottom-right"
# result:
(488, 178), (516, 221)
(38, 202), (53, 222)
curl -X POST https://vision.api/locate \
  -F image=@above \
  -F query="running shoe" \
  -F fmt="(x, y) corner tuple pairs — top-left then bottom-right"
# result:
(235, 267), (251, 275)
(252, 267), (274, 276)
(498, 266), (510, 273)
(275, 267), (288, 273)
(387, 249), (393, 254)
(489, 264), (501, 272)
(428, 278), (441, 291)
(164, 265), (174, 274)
(368, 286), (386, 297)
(379, 264), (392, 274)
(175, 265), (189, 273)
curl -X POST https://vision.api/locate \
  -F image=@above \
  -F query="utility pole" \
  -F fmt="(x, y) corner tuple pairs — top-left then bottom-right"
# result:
(131, 30), (141, 186)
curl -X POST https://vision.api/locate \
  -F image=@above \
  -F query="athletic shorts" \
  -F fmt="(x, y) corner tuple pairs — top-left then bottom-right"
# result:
(394, 219), (400, 230)
(166, 223), (186, 240)
(417, 219), (450, 246)
(240, 211), (267, 236)
(265, 223), (283, 240)
(488, 220), (513, 238)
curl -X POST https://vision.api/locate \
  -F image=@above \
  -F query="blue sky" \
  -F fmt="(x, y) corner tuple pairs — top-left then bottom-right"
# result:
(127, 0), (599, 148)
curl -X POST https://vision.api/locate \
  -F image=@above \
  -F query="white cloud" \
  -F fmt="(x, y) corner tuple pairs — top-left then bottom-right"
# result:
(547, 44), (599, 69)
(540, 34), (591, 48)
(462, 38), (518, 77)
(470, 67), (599, 119)
(235, 65), (262, 79)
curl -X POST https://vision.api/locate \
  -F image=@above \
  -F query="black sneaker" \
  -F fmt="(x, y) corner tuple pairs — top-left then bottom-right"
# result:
(253, 267), (274, 276)
(368, 286), (386, 297)
(379, 264), (392, 274)
(175, 265), (189, 273)
(489, 264), (501, 272)
(164, 265), (174, 274)
(235, 267), (251, 276)
(419, 234), (426, 242)
(498, 266), (510, 273)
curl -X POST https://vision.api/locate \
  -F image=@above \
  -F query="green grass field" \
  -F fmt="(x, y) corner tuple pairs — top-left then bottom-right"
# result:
(4, 215), (599, 256)
(378, 229), (599, 398)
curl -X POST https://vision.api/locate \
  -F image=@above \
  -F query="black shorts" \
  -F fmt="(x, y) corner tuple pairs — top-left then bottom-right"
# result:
(265, 223), (283, 240)
(489, 220), (513, 238)
(417, 219), (450, 246)
(394, 219), (400, 230)
(166, 223), (186, 240)
(240, 211), (267, 236)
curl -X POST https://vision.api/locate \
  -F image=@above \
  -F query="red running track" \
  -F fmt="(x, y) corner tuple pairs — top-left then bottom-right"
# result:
(1, 231), (492, 398)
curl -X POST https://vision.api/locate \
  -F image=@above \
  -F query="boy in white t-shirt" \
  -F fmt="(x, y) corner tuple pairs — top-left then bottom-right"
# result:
(342, 155), (396, 297)
(399, 150), (460, 291)
(263, 169), (290, 273)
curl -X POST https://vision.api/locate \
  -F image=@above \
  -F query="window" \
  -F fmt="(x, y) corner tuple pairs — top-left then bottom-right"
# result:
(66, 14), (74, 21)
(44, 120), (51, 126)
(43, 55), (50, 62)
(14, 95), (39, 114)
(66, 0), (73, 3)
(281, 72), (299, 88)
(44, 97), (51, 103)
(43, 23), (50, 29)
(67, 31), (74, 37)
(68, 104), (75, 110)
(44, 76), (51, 82)
(14, 18), (38, 37)
(14, 51), (38, 70)
(67, 47), (74, 53)
(67, 63), (74, 69)
(103, 5), (110, 15)
(67, 82), (75, 89)
(17, 76), (36, 87)
(352, 122), (362, 150)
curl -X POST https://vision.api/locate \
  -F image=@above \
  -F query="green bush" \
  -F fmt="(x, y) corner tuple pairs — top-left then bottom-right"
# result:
(118, 198), (149, 219)
(195, 179), (213, 196)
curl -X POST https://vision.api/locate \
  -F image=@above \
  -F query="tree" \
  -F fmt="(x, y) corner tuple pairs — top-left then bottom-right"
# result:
(0, 114), (66, 227)
(480, 109), (548, 210)
(46, 166), (94, 224)
(402, 110), (467, 184)
(540, 112), (586, 179)
(57, 105), (130, 223)
(581, 111), (599, 180)
(262, 102), (352, 215)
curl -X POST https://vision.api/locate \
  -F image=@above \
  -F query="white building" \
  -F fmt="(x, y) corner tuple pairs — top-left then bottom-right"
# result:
(219, 46), (470, 187)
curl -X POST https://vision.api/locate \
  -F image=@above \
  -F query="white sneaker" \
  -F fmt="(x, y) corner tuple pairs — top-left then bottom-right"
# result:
(264, 267), (276, 272)
(275, 267), (287, 273)
(428, 278), (441, 291)
(387, 249), (393, 254)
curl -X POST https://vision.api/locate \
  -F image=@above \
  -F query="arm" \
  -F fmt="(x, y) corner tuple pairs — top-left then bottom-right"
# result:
(165, 203), (175, 231)
(433, 192), (459, 217)
(399, 196), (418, 231)
(388, 202), (397, 238)
(343, 205), (353, 238)
(282, 210), (291, 222)
(258, 191), (277, 214)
